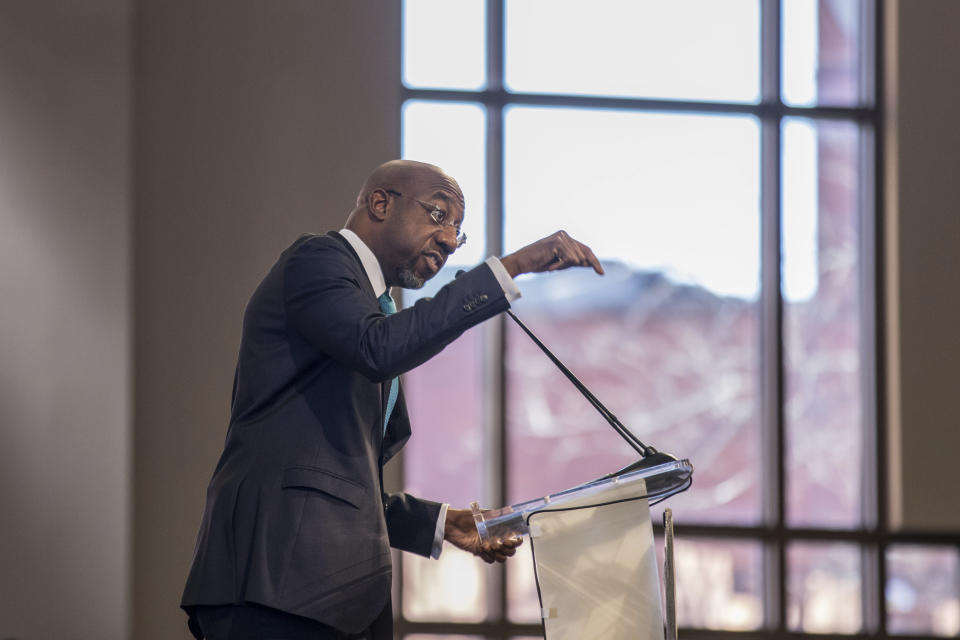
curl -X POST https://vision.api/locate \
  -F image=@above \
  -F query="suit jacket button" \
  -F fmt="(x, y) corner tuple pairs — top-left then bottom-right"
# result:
(479, 294), (488, 302)
(463, 304), (471, 311)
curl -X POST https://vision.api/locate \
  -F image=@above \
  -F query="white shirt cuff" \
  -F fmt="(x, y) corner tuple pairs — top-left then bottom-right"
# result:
(485, 256), (522, 303)
(431, 503), (449, 559)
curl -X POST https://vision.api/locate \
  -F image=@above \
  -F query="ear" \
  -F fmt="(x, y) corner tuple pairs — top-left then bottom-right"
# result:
(368, 188), (390, 222)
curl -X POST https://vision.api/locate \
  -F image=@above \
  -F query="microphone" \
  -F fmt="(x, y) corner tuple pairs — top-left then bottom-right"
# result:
(457, 269), (677, 469)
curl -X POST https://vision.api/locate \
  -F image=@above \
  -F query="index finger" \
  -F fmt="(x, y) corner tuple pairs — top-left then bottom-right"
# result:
(577, 240), (604, 275)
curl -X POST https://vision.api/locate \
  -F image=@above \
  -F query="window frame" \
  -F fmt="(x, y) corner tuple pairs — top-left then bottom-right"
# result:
(395, 2), (960, 638)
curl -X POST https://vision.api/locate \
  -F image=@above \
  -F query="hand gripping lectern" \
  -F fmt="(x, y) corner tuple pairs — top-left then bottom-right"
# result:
(474, 307), (695, 640)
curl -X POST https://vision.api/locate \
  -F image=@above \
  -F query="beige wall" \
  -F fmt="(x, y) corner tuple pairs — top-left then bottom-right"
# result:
(132, 1), (400, 638)
(1, 1), (958, 639)
(885, 0), (960, 531)
(0, 2), (131, 639)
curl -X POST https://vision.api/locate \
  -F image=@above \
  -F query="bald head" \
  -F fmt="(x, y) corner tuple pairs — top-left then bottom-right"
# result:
(353, 159), (464, 210)
(344, 159), (466, 289)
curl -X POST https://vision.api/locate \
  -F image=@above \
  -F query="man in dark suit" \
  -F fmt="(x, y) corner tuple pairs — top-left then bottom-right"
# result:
(181, 160), (604, 639)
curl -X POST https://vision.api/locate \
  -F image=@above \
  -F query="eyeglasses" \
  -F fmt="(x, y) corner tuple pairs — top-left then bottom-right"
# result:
(385, 189), (467, 248)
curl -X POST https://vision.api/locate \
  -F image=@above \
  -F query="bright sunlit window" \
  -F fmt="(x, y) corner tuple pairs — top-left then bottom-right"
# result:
(397, 2), (959, 639)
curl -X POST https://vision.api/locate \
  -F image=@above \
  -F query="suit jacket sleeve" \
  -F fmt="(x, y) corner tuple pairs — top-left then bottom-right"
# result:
(283, 236), (510, 382)
(382, 491), (442, 556)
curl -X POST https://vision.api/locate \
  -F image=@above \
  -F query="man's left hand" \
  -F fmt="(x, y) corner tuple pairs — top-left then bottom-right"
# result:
(444, 508), (522, 564)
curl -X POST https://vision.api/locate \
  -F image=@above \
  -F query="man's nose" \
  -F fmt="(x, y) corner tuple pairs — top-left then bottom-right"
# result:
(435, 226), (458, 253)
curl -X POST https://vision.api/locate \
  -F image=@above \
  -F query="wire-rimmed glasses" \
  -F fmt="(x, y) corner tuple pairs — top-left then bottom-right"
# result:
(385, 189), (467, 248)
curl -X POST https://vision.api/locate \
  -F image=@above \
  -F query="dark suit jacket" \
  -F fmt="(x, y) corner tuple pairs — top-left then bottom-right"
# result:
(181, 232), (510, 634)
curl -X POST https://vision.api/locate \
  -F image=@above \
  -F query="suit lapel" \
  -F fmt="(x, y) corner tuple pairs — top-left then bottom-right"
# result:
(328, 231), (376, 300)
(328, 231), (402, 447)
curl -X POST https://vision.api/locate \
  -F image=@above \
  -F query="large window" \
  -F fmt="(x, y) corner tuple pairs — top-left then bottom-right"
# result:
(397, 2), (959, 639)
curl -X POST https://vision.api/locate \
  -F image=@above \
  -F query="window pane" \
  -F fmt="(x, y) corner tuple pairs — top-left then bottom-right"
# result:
(887, 545), (960, 636)
(401, 100), (490, 619)
(402, 269), (490, 622)
(403, 100), (486, 267)
(403, 318), (486, 507)
(403, 550), (488, 622)
(504, 106), (762, 525)
(507, 543), (539, 623)
(670, 538), (764, 630)
(403, 0), (486, 91)
(505, 0), (760, 102)
(400, 90), (490, 617)
(787, 542), (862, 633)
(782, 0), (869, 106)
(783, 118), (865, 528)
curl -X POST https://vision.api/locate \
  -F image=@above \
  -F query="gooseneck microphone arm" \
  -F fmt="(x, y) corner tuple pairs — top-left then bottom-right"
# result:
(504, 307), (658, 459)
(453, 268), (661, 461)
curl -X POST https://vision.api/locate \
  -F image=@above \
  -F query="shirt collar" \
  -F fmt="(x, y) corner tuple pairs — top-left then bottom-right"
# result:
(339, 228), (387, 298)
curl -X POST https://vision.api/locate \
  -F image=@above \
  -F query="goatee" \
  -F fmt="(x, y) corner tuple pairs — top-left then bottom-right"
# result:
(396, 264), (426, 289)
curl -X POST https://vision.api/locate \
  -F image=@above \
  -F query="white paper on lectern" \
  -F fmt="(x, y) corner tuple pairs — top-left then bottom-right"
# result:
(526, 478), (664, 640)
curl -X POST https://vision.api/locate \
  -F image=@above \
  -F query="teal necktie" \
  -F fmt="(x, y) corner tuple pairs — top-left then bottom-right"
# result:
(378, 291), (399, 435)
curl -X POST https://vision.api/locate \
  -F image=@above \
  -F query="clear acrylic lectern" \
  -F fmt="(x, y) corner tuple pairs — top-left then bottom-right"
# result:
(471, 458), (693, 640)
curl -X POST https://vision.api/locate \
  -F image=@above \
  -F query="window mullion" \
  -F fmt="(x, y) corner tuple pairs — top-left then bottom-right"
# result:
(760, 0), (785, 633)
(760, 113), (786, 634)
(487, 0), (504, 93)
(485, 0), (508, 632)
(483, 104), (507, 628)
(868, 1), (888, 635)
